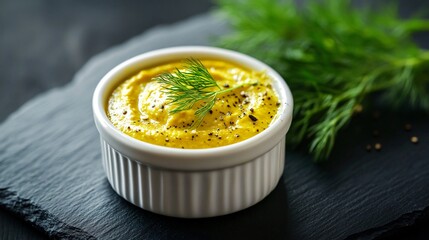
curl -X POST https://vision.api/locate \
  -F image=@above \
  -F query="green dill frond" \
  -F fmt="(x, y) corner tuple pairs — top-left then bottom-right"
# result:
(155, 58), (253, 128)
(217, 0), (429, 161)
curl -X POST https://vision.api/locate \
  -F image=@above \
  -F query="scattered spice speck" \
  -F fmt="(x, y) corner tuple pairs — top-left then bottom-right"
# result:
(411, 136), (419, 144)
(354, 104), (363, 113)
(366, 144), (371, 152)
(374, 143), (382, 151)
(249, 114), (258, 121)
(404, 123), (412, 131)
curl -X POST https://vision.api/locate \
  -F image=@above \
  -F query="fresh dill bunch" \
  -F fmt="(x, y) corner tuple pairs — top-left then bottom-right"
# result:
(217, 0), (429, 161)
(155, 58), (253, 128)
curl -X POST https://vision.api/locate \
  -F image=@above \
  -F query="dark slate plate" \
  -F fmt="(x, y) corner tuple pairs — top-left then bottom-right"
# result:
(0, 13), (428, 240)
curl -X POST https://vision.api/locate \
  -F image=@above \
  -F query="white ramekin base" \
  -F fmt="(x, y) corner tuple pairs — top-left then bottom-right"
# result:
(101, 137), (285, 218)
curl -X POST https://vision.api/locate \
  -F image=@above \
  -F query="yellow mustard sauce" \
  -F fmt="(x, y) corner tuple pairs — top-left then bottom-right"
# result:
(107, 60), (280, 148)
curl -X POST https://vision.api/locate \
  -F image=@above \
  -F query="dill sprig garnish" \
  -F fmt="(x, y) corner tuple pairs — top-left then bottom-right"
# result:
(217, 0), (429, 161)
(155, 58), (254, 128)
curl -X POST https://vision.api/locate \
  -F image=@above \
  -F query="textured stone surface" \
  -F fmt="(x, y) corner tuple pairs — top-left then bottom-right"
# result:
(0, 0), (213, 122)
(0, 13), (429, 240)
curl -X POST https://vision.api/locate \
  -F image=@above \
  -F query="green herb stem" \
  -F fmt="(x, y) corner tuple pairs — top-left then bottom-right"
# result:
(155, 58), (257, 128)
(217, 0), (429, 161)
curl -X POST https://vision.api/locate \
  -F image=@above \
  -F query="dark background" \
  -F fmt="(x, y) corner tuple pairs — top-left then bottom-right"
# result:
(0, 0), (213, 238)
(0, 0), (428, 239)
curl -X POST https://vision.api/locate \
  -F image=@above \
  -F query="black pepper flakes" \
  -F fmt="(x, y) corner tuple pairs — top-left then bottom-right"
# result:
(249, 115), (258, 121)
(223, 83), (230, 88)
(123, 110), (127, 115)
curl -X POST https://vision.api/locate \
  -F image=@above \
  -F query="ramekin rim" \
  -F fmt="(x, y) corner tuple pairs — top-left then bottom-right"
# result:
(92, 46), (293, 169)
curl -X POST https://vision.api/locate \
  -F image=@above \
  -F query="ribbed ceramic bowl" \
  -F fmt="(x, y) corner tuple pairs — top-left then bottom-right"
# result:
(93, 46), (293, 218)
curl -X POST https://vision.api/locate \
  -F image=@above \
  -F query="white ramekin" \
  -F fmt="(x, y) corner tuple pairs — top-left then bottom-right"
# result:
(92, 46), (293, 218)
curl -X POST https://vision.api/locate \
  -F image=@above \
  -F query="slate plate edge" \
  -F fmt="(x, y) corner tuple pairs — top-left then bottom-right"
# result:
(0, 12), (427, 239)
(0, 188), (95, 239)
